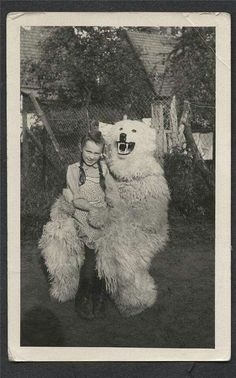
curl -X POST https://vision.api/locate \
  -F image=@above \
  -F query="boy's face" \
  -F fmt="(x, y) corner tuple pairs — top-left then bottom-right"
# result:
(82, 140), (103, 166)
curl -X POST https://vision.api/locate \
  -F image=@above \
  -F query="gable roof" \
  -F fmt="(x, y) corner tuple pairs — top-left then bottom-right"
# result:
(125, 31), (176, 97)
(21, 27), (177, 97)
(20, 26), (53, 61)
(21, 27), (54, 91)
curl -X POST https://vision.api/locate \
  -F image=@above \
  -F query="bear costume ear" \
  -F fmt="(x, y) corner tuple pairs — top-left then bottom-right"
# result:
(90, 119), (99, 132)
(99, 122), (114, 143)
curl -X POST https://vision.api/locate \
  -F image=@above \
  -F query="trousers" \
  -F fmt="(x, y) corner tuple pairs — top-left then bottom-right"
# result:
(80, 245), (97, 282)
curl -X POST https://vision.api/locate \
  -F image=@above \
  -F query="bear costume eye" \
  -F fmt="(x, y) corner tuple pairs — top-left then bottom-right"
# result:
(119, 127), (123, 131)
(132, 129), (137, 133)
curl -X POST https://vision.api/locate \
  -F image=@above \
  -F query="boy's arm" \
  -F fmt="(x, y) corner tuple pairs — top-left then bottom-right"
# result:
(73, 197), (92, 212)
(66, 164), (80, 196)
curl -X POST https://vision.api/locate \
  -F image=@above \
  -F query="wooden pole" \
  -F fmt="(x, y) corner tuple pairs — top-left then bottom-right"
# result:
(22, 110), (29, 175)
(25, 126), (62, 174)
(169, 95), (178, 147)
(151, 102), (164, 156)
(29, 93), (64, 162)
(179, 100), (192, 128)
(42, 126), (47, 189)
(151, 101), (165, 163)
(180, 100), (215, 190)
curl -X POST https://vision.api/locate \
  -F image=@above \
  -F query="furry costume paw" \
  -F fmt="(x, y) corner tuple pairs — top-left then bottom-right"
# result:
(50, 195), (75, 220)
(87, 207), (108, 229)
(115, 271), (157, 317)
(104, 173), (121, 208)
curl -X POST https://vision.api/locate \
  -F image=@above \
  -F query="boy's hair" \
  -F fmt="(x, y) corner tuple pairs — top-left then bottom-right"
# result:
(79, 130), (106, 191)
(80, 130), (105, 151)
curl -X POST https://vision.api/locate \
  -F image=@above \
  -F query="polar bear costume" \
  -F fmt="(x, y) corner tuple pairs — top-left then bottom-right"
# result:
(39, 120), (170, 316)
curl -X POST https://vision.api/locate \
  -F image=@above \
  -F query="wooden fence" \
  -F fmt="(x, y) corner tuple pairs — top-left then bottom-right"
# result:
(21, 91), (214, 192)
(151, 96), (214, 190)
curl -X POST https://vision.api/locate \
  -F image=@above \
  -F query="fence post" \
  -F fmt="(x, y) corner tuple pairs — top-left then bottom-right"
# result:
(29, 93), (64, 163)
(180, 100), (215, 190)
(42, 126), (47, 189)
(169, 95), (178, 148)
(22, 109), (29, 177)
(179, 100), (192, 128)
(25, 125), (62, 174)
(151, 101), (164, 163)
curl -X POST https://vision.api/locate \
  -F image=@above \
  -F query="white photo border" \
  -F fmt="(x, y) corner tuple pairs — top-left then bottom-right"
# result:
(7, 11), (231, 362)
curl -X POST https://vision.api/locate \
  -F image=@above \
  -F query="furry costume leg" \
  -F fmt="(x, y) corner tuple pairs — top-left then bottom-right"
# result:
(114, 270), (157, 316)
(95, 223), (160, 316)
(39, 197), (85, 302)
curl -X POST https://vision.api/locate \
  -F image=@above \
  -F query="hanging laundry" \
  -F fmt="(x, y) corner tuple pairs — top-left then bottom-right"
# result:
(193, 132), (213, 160)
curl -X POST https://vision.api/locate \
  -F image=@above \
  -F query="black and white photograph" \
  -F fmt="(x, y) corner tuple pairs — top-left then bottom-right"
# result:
(7, 12), (230, 361)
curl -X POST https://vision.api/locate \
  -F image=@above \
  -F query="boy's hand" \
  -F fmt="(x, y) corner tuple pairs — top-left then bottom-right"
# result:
(89, 200), (101, 206)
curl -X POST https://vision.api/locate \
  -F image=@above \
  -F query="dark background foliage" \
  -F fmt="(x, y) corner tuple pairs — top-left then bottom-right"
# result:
(168, 27), (215, 131)
(35, 26), (153, 113)
(164, 151), (214, 218)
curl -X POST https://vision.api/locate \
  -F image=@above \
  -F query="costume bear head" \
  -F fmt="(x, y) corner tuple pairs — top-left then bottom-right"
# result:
(100, 119), (162, 181)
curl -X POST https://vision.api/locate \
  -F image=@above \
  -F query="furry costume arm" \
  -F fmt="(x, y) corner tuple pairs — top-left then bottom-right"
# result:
(126, 174), (170, 233)
(87, 207), (109, 229)
(104, 172), (122, 208)
(87, 171), (123, 228)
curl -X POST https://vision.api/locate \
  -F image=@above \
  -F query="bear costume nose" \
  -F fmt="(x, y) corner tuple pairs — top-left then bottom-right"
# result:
(119, 133), (127, 142)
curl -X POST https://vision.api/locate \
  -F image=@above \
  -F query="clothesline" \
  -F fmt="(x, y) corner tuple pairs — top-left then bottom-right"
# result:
(188, 101), (215, 109)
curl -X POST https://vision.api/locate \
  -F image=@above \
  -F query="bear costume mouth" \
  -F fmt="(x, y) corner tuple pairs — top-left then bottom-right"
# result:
(116, 141), (135, 155)
(116, 132), (135, 155)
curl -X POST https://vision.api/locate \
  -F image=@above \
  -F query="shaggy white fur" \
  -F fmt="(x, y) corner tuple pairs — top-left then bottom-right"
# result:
(90, 120), (170, 316)
(39, 197), (85, 302)
(39, 120), (170, 316)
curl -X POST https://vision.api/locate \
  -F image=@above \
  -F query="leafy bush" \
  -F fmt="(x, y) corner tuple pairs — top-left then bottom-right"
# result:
(21, 127), (66, 241)
(164, 150), (214, 218)
(21, 188), (56, 241)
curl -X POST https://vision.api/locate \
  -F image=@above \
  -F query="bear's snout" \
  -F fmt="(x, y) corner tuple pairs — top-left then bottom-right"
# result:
(119, 133), (127, 143)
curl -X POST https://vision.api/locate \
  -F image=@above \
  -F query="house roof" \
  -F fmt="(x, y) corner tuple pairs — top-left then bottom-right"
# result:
(21, 27), (54, 90)
(21, 27), (177, 97)
(125, 31), (176, 97)
(20, 26), (52, 61)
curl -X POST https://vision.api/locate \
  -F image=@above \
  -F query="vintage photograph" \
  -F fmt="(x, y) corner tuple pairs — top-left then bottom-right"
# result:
(20, 24), (215, 347)
(7, 12), (230, 361)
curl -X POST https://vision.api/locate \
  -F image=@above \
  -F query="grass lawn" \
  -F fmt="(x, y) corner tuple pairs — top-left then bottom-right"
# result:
(21, 211), (215, 348)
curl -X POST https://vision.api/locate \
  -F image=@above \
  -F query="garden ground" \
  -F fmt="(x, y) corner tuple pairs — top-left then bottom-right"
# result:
(21, 210), (215, 348)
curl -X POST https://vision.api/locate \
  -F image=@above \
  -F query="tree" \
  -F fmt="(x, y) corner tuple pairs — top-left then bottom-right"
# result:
(168, 27), (215, 130)
(33, 27), (153, 117)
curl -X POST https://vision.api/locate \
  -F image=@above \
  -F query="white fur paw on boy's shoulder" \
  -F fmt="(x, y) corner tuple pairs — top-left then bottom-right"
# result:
(105, 191), (122, 208)
(87, 207), (108, 229)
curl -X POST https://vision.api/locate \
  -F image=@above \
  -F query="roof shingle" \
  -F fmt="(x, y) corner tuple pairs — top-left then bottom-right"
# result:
(126, 31), (176, 97)
(20, 26), (53, 61)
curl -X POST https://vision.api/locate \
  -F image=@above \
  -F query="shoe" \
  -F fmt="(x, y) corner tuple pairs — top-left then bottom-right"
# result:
(75, 294), (94, 320)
